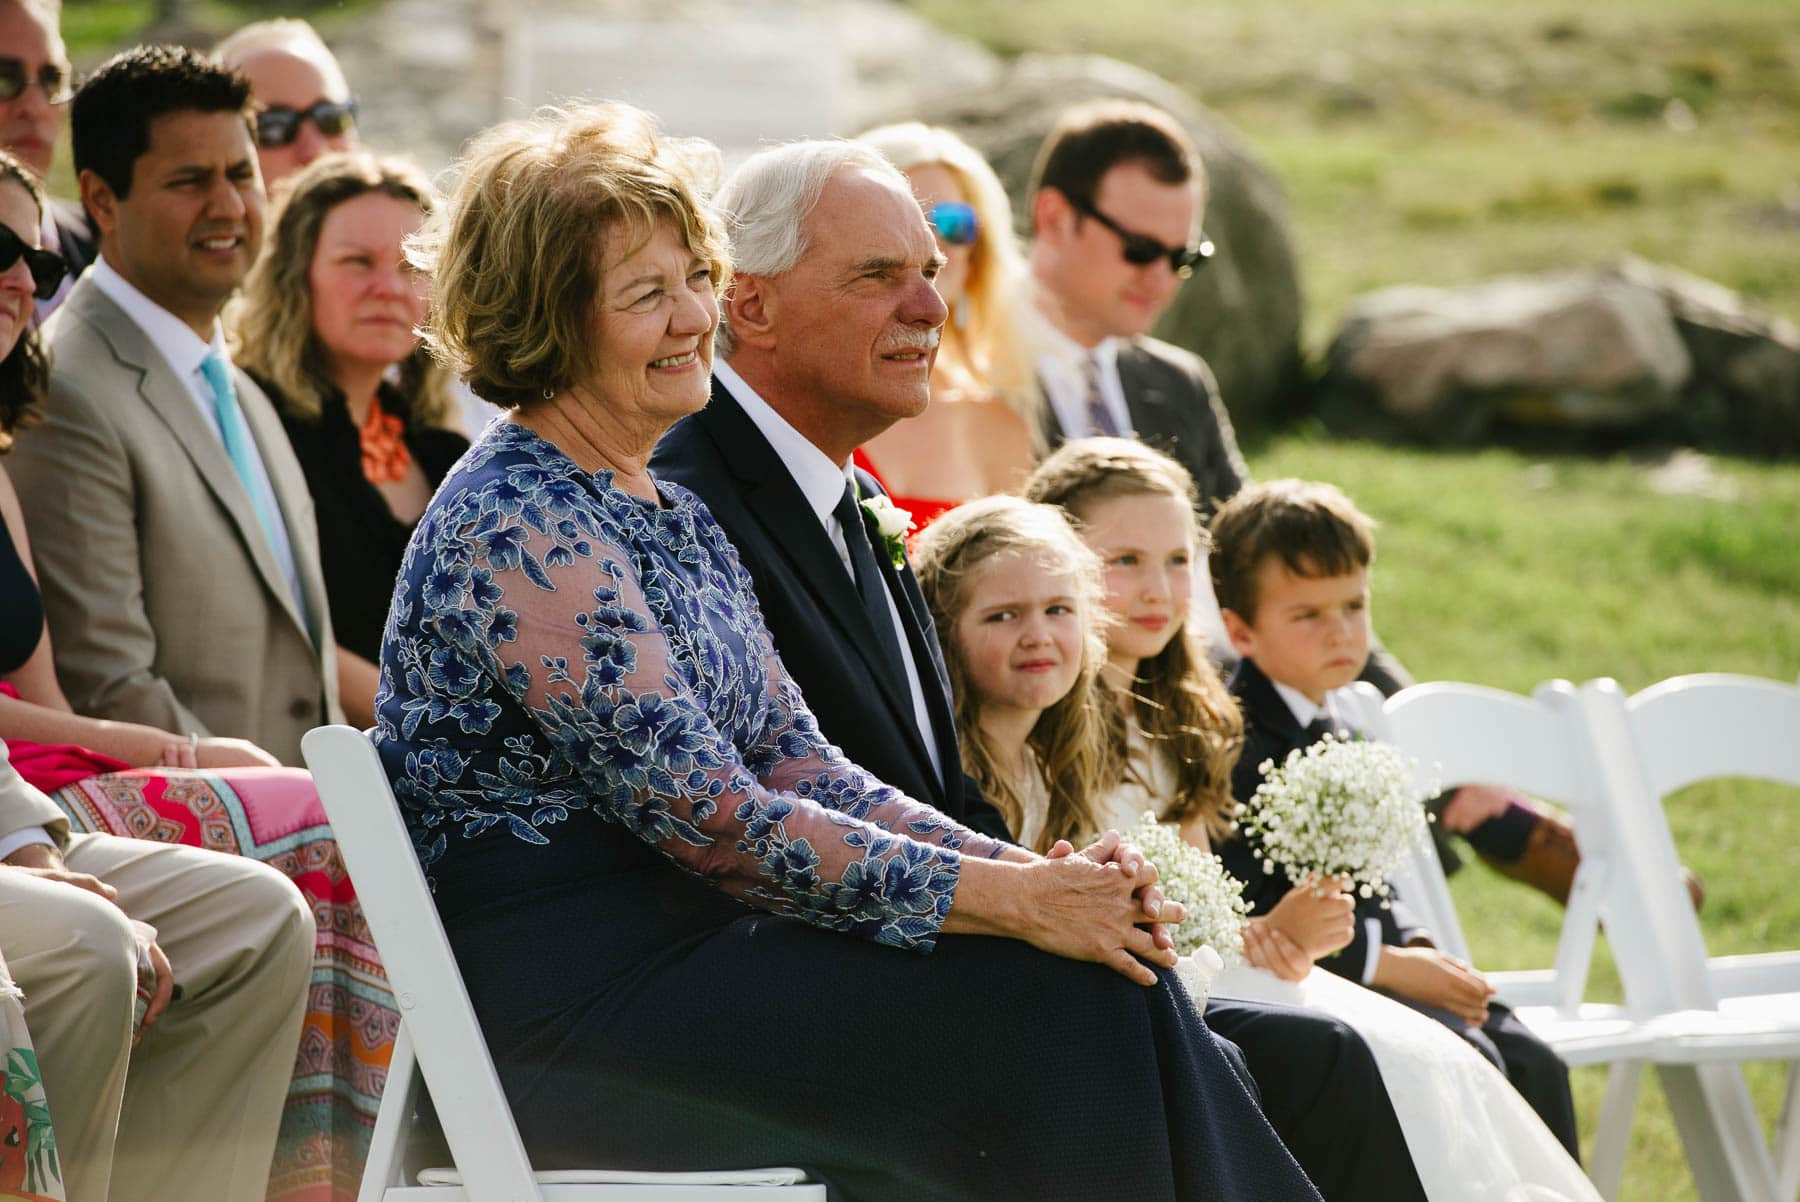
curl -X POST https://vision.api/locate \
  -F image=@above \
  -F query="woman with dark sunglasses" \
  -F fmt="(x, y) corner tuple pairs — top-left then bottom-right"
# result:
(0, 146), (405, 1202)
(853, 123), (1041, 535)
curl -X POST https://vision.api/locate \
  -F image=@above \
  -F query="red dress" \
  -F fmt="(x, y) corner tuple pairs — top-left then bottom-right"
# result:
(852, 449), (959, 538)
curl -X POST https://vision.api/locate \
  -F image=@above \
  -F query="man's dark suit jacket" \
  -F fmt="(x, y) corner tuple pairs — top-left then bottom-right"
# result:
(1220, 656), (1431, 983)
(1043, 334), (1248, 518)
(48, 199), (98, 280)
(651, 378), (1003, 836)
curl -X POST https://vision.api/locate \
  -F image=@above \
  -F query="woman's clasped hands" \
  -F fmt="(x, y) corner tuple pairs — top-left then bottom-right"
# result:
(1035, 829), (1189, 986)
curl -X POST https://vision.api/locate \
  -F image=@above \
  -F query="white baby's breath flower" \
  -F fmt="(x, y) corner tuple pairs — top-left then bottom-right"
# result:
(1130, 811), (1250, 963)
(1234, 734), (1435, 905)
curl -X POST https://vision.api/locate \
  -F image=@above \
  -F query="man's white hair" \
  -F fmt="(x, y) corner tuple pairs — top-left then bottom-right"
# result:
(713, 139), (909, 357)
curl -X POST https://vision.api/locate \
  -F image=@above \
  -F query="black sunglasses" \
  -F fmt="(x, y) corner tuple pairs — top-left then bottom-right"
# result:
(254, 98), (358, 149)
(1071, 196), (1214, 278)
(0, 224), (67, 300)
(0, 57), (72, 105)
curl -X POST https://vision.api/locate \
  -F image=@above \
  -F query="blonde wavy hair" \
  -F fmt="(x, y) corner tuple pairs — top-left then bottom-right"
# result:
(230, 151), (455, 428)
(856, 122), (1043, 436)
(914, 495), (1121, 852)
(1025, 437), (1244, 843)
(406, 102), (729, 410)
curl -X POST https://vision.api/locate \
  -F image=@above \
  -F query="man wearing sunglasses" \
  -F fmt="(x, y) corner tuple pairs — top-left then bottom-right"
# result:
(0, 0), (97, 310)
(1026, 98), (1248, 518)
(215, 18), (357, 188)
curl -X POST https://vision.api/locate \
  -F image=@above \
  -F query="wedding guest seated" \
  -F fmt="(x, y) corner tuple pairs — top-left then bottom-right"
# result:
(0, 736), (314, 1202)
(0, 0), (93, 315)
(380, 99), (1325, 1201)
(1208, 477), (1580, 1155)
(9, 45), (342, 766)
(231, 151), (467, 726)
(1028, 440), (1600, 1197)
(0, 147), (397, 1200)
(214, 18), (356, 189)
(851, 122), (1039, 529)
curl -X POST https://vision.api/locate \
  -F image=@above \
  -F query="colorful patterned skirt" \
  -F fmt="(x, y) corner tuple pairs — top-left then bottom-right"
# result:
(34, 757), (393, 1202)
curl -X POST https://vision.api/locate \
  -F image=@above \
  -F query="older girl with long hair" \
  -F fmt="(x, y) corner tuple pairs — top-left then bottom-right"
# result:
(854, 123), (1040, 528)
(231, 151), (468, 725)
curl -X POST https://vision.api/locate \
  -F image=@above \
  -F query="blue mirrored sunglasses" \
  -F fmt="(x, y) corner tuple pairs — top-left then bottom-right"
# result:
(928, 201), (979, 246)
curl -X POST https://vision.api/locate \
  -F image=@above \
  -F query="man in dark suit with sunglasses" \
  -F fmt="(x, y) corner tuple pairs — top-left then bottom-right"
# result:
(214, 18), (357, 189)
(1026, 98), (1248, 519)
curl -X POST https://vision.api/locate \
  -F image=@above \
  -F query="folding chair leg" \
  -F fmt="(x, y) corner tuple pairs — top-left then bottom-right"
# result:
(1588, 1061), (1641, 1202)
(360, 1026), (419, 1202)
(1658, 1062), (1781, 1202)
(1775, 1061), (1800, 1202)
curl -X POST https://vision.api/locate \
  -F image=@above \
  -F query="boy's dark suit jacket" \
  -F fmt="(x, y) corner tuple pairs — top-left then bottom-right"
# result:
(655, 378), (1429, 1202)
(1222, 656), (1431, 981)
(1041, 335), (1248, 518)
(1225, 657), (1582, 1156)
(651, 378), (1000, 835)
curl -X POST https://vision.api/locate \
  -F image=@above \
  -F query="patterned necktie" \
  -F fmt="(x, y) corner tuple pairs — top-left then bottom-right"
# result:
(1080, 350), (1121, 437)
(199, 352), (288, 569)
(832, 481), (908, 681)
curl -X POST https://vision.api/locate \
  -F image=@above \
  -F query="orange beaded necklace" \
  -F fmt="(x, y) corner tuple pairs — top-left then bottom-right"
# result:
(358, 393), (412, 485)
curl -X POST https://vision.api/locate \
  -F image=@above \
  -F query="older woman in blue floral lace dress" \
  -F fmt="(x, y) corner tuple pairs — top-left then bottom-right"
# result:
(375, 101), (1322, 1202)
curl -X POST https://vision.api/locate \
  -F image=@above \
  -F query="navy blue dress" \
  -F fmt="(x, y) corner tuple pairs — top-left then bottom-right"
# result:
(375, 422), (1322, 1201)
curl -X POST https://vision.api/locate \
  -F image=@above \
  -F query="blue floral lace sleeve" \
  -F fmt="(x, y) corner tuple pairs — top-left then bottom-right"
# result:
(376, 425), (992, 951)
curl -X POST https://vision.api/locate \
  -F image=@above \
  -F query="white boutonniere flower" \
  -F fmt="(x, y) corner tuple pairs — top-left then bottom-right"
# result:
(859, 494), (915, 569)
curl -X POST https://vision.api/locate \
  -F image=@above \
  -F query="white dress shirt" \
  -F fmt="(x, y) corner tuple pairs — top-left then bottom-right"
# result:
(712, 361), (944, 781)
(1271, 680), (1383, 985)
(1034, 320), (1133, 440)
(88, 255), (308, 620)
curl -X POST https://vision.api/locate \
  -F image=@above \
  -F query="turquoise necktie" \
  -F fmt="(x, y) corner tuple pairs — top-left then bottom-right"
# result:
(199, 352), (288, 565)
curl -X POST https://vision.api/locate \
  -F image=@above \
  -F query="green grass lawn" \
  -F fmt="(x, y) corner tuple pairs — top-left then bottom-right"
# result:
(1250, 434), (1800, 1200)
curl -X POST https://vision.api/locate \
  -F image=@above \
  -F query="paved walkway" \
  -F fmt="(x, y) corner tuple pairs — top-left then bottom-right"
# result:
(335, 0), (997, 174)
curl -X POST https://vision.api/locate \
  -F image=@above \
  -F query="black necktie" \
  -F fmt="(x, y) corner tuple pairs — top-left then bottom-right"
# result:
(833, 482), (908, 682)
(1303, 715), (1339, 743)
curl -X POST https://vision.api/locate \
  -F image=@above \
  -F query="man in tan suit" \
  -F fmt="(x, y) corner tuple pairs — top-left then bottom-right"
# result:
(8, 44), (340, 764)
(0, 738), (314, 1202)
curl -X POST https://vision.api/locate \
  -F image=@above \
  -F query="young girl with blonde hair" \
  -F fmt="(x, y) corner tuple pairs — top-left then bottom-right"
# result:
(913, 494), (1118, 852)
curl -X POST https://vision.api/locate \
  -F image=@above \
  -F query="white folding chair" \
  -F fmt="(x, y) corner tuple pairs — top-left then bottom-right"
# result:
(301, 725), (826, 1202)
(1340, 678), (1655, 1197)
(1573, 675), (1800, 1202)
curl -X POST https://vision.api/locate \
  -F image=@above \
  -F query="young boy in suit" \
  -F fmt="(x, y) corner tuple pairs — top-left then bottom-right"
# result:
(1209, 477), (1580, 1158)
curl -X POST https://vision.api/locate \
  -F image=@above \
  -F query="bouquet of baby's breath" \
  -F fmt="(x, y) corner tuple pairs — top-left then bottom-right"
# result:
(1130, 811), (1250, 964)
(1234, 734), (1435, 906)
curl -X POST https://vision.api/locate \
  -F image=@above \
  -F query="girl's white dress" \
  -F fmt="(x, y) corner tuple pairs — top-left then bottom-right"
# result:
(1102, 734), (1601, 1202)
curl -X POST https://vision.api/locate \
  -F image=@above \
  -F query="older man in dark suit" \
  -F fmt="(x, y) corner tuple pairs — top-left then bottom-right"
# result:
(654, 137), (1427, 1202)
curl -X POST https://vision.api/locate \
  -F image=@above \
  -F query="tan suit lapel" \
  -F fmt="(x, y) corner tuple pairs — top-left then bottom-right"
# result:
(70, 282), (317, 646)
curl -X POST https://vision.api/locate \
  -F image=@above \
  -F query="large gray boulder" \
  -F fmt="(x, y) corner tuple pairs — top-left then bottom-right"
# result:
(1323, 259), (1800, 453)
(902, 55), (1305, 436)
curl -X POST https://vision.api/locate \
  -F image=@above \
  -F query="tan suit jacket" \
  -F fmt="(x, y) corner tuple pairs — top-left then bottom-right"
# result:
(8, 274), (341, 765)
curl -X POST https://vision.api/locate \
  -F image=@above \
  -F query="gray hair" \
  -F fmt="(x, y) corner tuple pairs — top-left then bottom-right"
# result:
(713, 139), (907, 357)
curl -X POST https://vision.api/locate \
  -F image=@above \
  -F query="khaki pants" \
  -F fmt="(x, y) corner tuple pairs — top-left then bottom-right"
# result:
(0, 832), (314, 1202)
